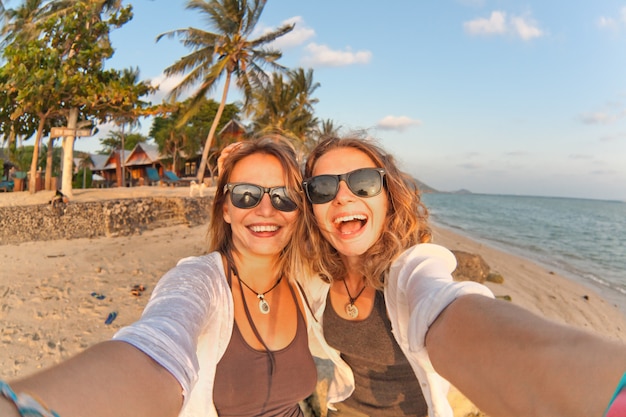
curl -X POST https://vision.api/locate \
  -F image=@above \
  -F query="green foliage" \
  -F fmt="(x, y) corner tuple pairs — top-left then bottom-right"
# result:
(157, 0), (295, 180)
(150, 97), (241, 169)
(0, 0), (153, 193)
(13, 145), (35, 172)
(99, 131), (147, 153)
(39, 142), (62, 176)
(248, 68), (320, 152)
(73, 166), (92, 189)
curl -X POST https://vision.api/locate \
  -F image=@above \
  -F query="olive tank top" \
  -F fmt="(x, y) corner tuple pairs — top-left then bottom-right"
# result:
(323, 289), (428, 417)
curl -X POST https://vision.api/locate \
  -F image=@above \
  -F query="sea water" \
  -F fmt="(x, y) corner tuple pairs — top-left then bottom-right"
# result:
(421, 193), (626, 314)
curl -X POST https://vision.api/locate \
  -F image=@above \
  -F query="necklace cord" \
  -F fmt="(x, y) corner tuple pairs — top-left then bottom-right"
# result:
(226, 256), (276, 376)
(238, 274), (283, 299)
(342, 279), (366, 304)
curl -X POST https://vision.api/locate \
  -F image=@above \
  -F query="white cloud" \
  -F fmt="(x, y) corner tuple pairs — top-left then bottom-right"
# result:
(505, 151), (529, 157)
(147, 73), (193, 103)
(596, 16), (617, 29)
(301, 43), (372, 67)
(464, 11), (544, 40)
(599, 132), (626, 142)
(510, 16), (543, 40)
(458, 162), (482, 170)
(569, 154), (594, 160)
(376, 116), (422, 132)
(268, 16), (316, 50)
(464, 11), (507, 35)
(579, 110), (626, 125)
(597, 7), (626, 30)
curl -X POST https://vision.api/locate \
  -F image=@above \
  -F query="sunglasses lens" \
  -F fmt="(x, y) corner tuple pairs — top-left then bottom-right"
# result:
(269, 188), (298, 212)
(228, 184), (297, 212)
(305, 168), (384, 204)
(306, 176), (339, 204)
(348, 169), (383, 197)
(230, 184), (262, 209)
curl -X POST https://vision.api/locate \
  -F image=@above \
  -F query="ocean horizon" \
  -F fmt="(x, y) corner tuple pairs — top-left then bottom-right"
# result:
(422, 193), (626, 316)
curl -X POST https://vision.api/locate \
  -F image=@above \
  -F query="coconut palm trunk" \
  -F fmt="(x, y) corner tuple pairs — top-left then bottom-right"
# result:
(196, 71), (232, 184)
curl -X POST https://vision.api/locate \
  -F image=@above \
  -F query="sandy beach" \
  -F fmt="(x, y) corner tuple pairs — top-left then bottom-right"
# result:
(1, 187), (625, 416)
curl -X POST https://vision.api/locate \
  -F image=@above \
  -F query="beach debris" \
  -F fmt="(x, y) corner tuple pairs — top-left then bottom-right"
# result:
(49, 189), (69, 207)
(486, 272), (504, 284)
(131, 284), (146, 297)
(451, 250), (490, 283)
(90, 292), (105, 300)
(583, 295), (589, 301)
(496, 295), (512, 302)
(105, 311), (117, 325)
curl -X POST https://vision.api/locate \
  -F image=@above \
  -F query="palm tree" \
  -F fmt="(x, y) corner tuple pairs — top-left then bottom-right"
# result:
(157, 0), (294, 183)
(108, 67), (149, 187)
(316, 119), (342, 141)
(0, 0), (43, 46)
(248, 68), (320, 153)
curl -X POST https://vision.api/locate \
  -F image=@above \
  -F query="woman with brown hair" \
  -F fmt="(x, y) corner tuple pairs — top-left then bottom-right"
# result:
(300, 135), (626, 417)
(0, 136), (317, 417)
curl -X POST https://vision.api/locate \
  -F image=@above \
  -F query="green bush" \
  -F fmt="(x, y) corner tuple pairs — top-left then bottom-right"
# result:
(73, 167), (93, 189)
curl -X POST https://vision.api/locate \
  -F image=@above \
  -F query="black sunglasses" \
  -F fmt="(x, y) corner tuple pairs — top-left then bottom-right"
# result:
(303, 168), (386, 204)
(223, 183), (298, 212)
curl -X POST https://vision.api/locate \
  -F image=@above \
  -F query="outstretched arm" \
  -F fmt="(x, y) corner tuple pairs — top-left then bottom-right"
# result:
(1, 341), (182, 417)
(426, 294), (626, 417)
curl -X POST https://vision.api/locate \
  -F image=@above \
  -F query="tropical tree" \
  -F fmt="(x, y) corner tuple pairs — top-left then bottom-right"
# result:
(99, 131), (147, 153)
(315, 118), (342, 141)
(0, 71), (38, 164)
(157, 0), (294, 183)
(0, 0), (151, 196)
(106, 67), (153, 186)
(248, 67), (319, 153)
(150, 97), (240, 173)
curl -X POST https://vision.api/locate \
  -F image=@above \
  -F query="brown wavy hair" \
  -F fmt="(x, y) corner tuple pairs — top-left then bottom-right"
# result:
(208, 135), (309, 281)
(302, 135), (431, 288)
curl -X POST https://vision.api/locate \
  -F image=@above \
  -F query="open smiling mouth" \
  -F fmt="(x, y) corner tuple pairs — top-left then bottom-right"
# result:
(249, 225), (280, 233)
(334, 214), (367, 235)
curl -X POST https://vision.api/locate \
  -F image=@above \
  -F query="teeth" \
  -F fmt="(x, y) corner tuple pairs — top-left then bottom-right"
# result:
(250, 225), (279, 232)
(334, 214), (367, 224)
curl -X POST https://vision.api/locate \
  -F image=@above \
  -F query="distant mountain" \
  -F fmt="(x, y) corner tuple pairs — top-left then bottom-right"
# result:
(451, 188), (472, 194)
(414, 178), (438, 193)
(413, 178), (472, 195)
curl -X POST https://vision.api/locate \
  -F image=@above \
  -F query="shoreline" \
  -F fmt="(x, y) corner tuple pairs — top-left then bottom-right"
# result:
(432, 220), (626, 318)
(429, 223), (626, 342)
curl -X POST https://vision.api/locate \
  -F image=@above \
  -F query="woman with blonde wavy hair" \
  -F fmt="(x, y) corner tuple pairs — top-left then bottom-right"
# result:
(300, 135), (626, 417)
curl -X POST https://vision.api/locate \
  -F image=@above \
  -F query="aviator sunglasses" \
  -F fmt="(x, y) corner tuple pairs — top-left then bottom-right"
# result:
(224, 183), (298, 212)
(303, 167), (386, 204)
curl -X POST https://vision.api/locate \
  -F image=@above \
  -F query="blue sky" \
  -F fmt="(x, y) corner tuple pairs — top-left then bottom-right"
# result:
(72, 0), (626, 201)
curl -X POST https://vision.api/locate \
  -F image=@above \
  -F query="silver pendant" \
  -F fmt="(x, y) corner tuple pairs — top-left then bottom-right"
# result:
(259, 297), (270, 314)
(345, 303), (359, 318)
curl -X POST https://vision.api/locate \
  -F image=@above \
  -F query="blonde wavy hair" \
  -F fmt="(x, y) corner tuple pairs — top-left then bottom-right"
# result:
(208, 135), (309, 282)
(302, 135), (431, 289)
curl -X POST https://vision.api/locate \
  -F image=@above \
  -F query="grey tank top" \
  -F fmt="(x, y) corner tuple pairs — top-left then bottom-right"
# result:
(214, 283), (317, 416)
(323, 289), (428, 417)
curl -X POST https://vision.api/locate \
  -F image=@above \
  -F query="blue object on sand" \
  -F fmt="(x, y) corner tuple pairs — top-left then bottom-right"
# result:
(105, 311), (118, 325)
(91, 292), (106, 300)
